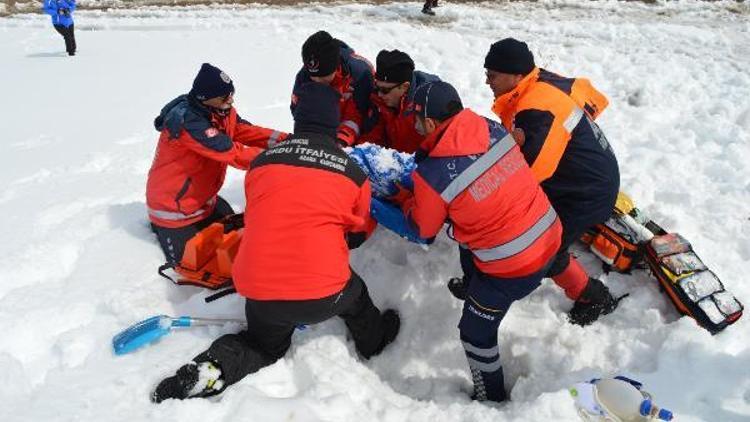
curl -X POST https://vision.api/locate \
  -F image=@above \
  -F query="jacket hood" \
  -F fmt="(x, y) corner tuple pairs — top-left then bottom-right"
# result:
(419, 109), (490, 158)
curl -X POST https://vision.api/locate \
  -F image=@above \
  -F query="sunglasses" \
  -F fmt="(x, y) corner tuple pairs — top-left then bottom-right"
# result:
(375, 82), (404, 95)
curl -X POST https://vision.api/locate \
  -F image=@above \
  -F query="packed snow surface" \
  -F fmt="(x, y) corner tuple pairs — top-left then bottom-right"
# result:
(1, 1), (749, 421)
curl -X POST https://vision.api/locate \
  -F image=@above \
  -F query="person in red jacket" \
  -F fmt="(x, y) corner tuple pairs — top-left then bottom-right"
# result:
(361, 49), (440, 153)
(146, 63), (286, 265)
(151, 83), (399, 403)
(395, 81), (561, 403)
(291, 31), (377, 146)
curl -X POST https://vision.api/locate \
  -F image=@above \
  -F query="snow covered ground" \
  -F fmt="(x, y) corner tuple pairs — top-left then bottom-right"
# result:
(1, 1), (749, 421)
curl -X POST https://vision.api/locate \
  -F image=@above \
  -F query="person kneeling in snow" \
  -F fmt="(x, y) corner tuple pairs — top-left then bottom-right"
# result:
(146, 63), (286, 266)
(291, 30), (378, 147)
(360, 49), (441, 153)
(151, 83), (399, 403)
(389, 81), (562, 403)
(481, 38), (622, 326)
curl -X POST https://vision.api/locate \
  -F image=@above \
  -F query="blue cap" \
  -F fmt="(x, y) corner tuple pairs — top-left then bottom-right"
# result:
(412, 81), (463, 121)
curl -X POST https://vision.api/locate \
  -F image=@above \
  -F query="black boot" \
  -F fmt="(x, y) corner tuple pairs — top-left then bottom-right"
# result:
(568, 278), (620, 326)
(422, 3), (436, 15)
(448, 276), (469, 300)
(361, 309), (400, 359)
(151, 361), (225, 403)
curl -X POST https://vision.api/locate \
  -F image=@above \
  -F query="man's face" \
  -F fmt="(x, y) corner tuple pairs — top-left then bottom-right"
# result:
(375, 80), (410, 108)
(311, 72), (336, 85)
(202, 92), (234, 113)
(414, 114), (437, 136)
(485, 69), (523, 98)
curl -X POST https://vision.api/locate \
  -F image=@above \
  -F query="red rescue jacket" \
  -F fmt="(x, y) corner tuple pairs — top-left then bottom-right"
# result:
(146, 95), (286, 228)
(233, 132), (375, 300)
(402, 109), (562, 278)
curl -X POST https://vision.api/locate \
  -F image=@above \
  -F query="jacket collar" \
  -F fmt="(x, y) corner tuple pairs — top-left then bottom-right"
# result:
(417, 109), (490, 158)
(490, 67), (539, 121)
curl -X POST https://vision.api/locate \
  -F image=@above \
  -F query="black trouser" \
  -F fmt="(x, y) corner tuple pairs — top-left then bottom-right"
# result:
(193, 272), (385, 386)
(545, 219), (591, 278)
(53, 24), (76, 55)
(150, 196), (234, 265)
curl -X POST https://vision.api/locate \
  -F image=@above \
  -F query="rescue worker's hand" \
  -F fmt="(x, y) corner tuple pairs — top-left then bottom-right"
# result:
(388, 183), (412, 206)
(512, 128), (525, 146)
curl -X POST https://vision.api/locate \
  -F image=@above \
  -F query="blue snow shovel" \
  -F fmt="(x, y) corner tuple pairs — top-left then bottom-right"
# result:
(112, 315), (244, 356)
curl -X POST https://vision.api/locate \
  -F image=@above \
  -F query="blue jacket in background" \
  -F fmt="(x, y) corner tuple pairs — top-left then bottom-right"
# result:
(43, 0), (76, 28)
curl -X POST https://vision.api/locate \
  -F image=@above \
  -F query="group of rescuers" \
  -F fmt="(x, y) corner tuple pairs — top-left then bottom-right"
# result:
(146, 31), (621, 404)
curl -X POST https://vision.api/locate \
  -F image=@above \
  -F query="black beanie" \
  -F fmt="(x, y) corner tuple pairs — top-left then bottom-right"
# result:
(293, 83), (341, 138)
(189, 63), (235, 101)
(412, 81), (463, 121)
(375, 50), (415, 84)
(484, 38), (535, 75)
(302, 31), (341, 77)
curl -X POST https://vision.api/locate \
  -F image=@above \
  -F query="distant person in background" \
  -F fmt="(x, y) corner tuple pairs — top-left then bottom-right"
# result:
(422, 0), (439, 16)
(42, 0), (76, 56)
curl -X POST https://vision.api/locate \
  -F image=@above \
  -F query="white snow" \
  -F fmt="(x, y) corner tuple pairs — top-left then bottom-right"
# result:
(1, 1), (749, 421)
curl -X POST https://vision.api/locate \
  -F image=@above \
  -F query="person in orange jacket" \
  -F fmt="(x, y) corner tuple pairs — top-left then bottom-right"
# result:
(361, 49), (441, 153)
(481, 38), (622, 326)
(291, 31), (378, 147)
(391, 81), (561, 403)
(146, 63), (286, 265)
(151, 83), (399, 403)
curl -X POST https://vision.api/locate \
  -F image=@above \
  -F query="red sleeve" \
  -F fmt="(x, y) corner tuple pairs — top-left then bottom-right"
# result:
(179, 131), (262, 170)
(401, 172), (448, 239)
(337, 98), (363, 146)
(234, 119), (288, 149)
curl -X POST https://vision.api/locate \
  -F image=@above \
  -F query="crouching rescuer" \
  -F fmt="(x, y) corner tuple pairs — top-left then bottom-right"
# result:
(481, 38), (623, 326)
(391, 81), (562, 402)
(151, 83), (399, 403)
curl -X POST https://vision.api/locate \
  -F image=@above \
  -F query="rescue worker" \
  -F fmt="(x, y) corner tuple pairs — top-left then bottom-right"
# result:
(146, 63), (286, 265)
(388, 81), (562, 403)
(481, 38), (621, 326)
(361, 49), (440, 153)
(291, 30), (377, 147)
(151, 83), (399, 403)
(42, 0), (76, 56)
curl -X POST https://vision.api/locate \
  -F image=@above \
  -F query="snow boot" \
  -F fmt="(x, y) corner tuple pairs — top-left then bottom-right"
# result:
(151, 361), (225, 403)
(448, 276), (469, 300)
(568, 278), (622, 326)
(362, 309), (400, 359)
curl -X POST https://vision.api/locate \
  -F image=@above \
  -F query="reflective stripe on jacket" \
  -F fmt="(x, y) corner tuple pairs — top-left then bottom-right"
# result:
(402, 109), (561, 278)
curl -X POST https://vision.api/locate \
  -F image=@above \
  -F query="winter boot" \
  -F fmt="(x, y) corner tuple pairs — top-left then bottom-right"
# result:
(151, 361), (225, 403)
(568, 278), (620, 326)
(362, 309), (400, 359)
(448, 276), (469, 300)
(422, 2), (436, 15)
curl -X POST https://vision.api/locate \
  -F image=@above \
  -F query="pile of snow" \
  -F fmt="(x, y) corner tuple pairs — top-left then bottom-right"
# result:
(1, 1), (748, 421)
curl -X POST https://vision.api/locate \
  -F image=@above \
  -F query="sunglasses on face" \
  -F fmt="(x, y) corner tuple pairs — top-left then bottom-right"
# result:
(376, 83), (404, 95)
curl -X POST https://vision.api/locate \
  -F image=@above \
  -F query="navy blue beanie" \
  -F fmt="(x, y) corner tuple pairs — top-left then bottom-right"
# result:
(293, 83), (341, 138)
(302, 31), (341, 77)
(189, 63), (235, 101)
(484, 38), (535, 75)
(412, 81), (463, 121)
